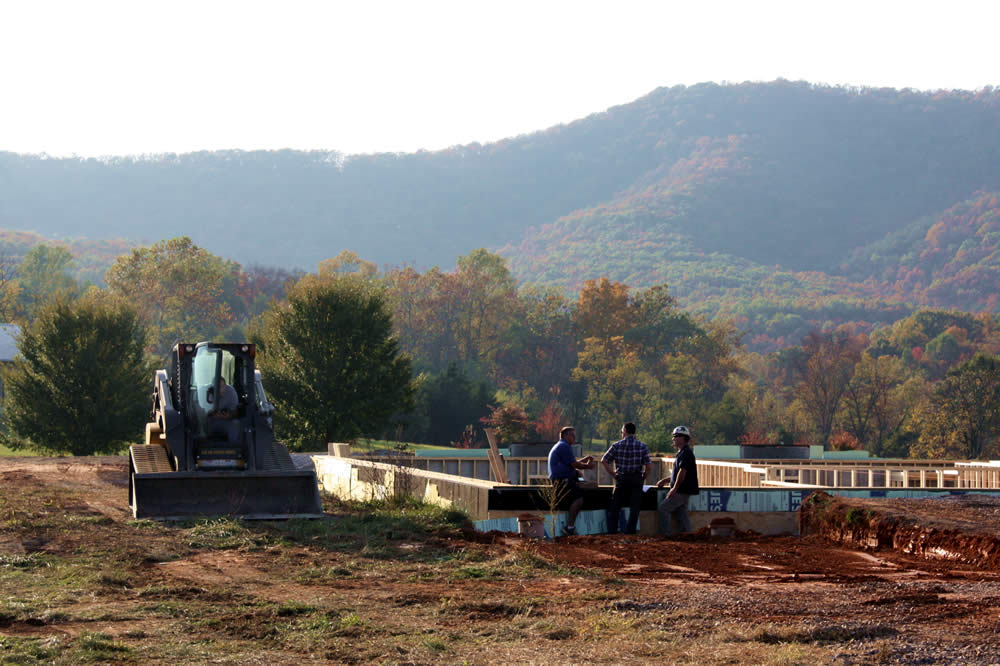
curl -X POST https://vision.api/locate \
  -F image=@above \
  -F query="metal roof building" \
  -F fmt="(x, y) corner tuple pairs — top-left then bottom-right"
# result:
(0, 324), (21, 363)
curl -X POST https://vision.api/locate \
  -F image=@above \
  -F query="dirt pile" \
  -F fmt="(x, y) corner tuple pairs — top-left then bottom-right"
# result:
(799, 491), (1000, 568)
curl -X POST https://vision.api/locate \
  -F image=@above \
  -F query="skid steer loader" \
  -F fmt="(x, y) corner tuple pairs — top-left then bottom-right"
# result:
(128, 342), (324, 520)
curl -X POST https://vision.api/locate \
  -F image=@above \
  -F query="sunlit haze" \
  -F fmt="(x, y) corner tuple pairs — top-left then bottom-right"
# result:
(1, 0), (996, 157)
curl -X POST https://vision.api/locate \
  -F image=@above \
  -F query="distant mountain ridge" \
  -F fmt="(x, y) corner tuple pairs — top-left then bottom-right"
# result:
(505, 81), (1000, 269)
(1, 80), (999, 349)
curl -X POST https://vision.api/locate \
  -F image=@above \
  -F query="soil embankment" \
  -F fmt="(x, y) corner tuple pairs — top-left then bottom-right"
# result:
(799, 490), (1000, 568)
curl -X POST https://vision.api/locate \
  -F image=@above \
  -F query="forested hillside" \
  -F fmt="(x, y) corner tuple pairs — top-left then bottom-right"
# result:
(5, 238), (999, 459)
(2, 80), (999, 351)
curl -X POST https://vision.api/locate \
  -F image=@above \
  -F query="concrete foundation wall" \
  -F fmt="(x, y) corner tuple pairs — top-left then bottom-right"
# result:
(315, 454), (1000, 539)
(480, 509), (798, 537)
(313, 455), (493, 519)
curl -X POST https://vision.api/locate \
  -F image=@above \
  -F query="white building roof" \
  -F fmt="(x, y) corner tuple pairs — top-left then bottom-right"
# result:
(0, 324), (21, 362)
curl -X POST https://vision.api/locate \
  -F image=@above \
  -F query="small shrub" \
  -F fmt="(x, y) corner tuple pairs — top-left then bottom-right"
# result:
(423, 637), (449, 652)
(0, 553), (49, 569)
(276, 601), (316, 617)
(845, 507), (866, 527)
(74, 632), (130, 661)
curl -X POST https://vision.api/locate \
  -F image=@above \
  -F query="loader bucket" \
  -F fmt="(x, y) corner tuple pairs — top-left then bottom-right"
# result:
(129, 448), (324, 520)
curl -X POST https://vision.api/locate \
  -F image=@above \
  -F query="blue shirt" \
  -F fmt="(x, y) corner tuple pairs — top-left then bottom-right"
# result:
(548, 439), (576, 480)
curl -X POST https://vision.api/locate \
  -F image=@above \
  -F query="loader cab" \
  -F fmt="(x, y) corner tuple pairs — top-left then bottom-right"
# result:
(183, 343), (256, 470)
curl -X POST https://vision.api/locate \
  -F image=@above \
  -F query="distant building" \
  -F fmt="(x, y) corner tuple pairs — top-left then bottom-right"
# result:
(0, 324), (19, 363)
(0, 323), (20, 398)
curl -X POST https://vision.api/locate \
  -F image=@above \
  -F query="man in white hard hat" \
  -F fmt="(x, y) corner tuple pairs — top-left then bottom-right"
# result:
(656, 425), (699, 535)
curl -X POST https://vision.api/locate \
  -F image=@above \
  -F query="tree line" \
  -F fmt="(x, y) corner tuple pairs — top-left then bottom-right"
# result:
(1, 238), (998, 459)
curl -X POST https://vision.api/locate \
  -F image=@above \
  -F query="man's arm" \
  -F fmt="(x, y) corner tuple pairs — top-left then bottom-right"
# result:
(571, 455), (594, 470)
(601, 459), (616, 478)
(600, 445), (616, 478)
(667, 468), (687, 497)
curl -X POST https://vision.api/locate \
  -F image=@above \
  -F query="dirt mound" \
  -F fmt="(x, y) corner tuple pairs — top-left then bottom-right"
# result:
(800, 491), (1000, 568)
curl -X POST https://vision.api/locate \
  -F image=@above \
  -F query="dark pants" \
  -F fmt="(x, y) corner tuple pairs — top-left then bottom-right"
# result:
(553, 476), (583, 505)
(607, 472), (644, 534)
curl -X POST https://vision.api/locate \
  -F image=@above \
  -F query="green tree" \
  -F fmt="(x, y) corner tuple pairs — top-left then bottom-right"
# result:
(574, 278), (632, 344)
(318, 250), (378, 279)
(381, 249), (519, 381)
(481, 403), (533, 443)
(793, 331), (863, 447)
(838, 353), (908, 453)
(249, 274), (415, 449)
(497, 284), (576, 399)
(572, 337), (643, 443)
(400, 363), (492, 445)
(925, 331), (961, 363)
(452, 249), (518, 376)
(0, 253), (24, 323)
(17, 245), (78, 319)
(914, 353), (1000, 459)
(626, 285), (699, 362)
(2, 292), (149, 455)
(105, 237), (239, 353)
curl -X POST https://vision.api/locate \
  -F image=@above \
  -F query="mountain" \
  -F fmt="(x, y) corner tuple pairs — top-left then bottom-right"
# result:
(2, 80), (999, 350)
(503, 81), (1000, 272)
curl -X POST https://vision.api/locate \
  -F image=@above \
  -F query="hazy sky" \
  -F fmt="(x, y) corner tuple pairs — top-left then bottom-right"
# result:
(1, 0), (996, 157)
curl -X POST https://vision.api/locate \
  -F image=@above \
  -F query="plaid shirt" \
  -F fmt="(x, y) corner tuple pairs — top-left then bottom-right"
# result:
(601, 436), (651, 474)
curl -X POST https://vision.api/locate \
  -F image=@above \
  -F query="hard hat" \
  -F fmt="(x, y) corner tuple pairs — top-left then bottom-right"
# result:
(671, 425), (691, 437)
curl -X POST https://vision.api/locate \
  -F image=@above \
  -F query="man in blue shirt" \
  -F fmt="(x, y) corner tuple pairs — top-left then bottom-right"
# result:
(601, 422), (651, 535)
(547, 426), (594, 536)
(656, 425), (699, 535)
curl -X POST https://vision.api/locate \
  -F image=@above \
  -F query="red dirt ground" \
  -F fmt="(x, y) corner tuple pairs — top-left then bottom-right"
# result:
(3, 457), (1000, 664)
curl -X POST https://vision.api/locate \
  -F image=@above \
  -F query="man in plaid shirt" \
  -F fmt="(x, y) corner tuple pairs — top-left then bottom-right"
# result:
(600, 422), (651, 534)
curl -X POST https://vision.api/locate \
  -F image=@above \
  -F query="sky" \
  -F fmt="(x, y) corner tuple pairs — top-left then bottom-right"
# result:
(1, 0), (997, 158)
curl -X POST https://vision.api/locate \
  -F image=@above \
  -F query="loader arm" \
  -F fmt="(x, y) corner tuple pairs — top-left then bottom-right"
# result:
(153, 369), (186, 469)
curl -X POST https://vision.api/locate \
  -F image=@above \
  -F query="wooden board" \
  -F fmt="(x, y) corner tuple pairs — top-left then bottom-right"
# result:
(484, 428), (509, 484)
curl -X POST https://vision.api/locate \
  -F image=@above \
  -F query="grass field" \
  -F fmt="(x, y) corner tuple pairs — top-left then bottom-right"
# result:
(0, 441), (34, 457)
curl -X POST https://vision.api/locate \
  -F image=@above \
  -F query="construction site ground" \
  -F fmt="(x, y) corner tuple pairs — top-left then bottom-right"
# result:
(2, 457), (1000, 664)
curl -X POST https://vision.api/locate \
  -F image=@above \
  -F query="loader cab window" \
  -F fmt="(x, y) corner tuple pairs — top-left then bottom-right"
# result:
(190, 348), (238, 391)
(188, 347), (241, 436)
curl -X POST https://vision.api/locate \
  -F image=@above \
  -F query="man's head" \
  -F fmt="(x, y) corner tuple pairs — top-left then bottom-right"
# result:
(672, 425), (691, 447)
(622, 422), (636, 436)
(559, 426), (576, 444)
